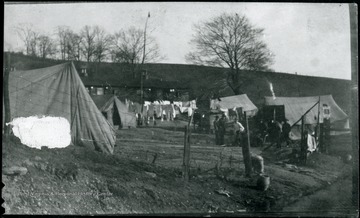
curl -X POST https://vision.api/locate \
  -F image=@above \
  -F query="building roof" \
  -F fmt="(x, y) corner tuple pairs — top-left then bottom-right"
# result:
(124, 78), (186, 89)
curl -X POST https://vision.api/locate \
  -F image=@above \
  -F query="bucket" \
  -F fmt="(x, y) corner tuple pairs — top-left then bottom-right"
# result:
(257, 175), (270, 191)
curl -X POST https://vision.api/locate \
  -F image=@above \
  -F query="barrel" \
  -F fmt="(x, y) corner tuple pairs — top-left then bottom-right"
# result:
(257, 175), (270, 191)
(251, 154), (264, 174)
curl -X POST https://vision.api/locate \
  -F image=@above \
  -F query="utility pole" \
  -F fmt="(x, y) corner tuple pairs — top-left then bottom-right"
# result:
(140, 70), (145, 113)
(141, 12), (150, 115)
(142, 12), (150, 65)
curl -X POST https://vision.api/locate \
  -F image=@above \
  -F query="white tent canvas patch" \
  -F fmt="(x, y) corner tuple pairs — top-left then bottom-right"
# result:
(8, 116), (71, 149)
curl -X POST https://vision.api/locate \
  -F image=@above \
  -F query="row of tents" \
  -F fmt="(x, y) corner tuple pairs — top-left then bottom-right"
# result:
(3, 62), (349, 154)
(208, 94), (348, 140)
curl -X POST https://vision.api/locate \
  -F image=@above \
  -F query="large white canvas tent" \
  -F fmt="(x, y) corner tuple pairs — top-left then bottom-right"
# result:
(264, 95), (348, 139)
(92, 95), (137, 129)
(4, 62), (116, 154)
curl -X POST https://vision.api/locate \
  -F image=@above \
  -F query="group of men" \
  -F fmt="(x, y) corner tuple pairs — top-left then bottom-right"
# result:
(213, 113), (292, 148)
(213, 114), (246, 146)
(259, 119), (291, 148)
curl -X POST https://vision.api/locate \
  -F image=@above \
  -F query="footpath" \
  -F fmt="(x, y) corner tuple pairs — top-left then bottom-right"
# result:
(282, 174), (358, 216)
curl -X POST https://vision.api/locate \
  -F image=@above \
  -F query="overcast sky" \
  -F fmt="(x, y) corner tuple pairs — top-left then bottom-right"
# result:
(4, 2), (352, 80)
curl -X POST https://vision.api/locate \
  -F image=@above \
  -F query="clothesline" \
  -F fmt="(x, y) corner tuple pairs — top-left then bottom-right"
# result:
(126, 99), (198, 118)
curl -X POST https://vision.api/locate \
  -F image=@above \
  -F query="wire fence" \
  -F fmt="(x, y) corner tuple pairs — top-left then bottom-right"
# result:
(115, 133), (245, 174)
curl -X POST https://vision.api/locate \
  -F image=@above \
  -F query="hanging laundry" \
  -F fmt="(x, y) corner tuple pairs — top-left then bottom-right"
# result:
(179, 107), (188, 113)
(171, 104), (176, 119)
(174, 105), (181, 116)
(188, 107), (193, 117)
(148, 104), (155, 117)
(154, 105), (162, 118)
(182, 101), (190, 107)
(173, 101), (182, 108)
(307, 133), (317, 152)
(190, 100), (197, 109)
(142, 105), (149, 116)
(161, 100), (171, 105)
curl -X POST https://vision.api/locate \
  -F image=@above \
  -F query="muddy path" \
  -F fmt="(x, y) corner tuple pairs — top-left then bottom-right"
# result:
(283, 174), (357, 216)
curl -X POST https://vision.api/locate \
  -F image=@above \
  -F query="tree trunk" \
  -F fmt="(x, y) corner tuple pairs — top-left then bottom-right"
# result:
(227, 68), (244, 95)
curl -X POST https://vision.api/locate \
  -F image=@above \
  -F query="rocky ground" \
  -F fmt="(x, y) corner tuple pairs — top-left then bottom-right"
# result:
(2, 120), (357, 216)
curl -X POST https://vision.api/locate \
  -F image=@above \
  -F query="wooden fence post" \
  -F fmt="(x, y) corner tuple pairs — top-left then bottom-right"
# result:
(242, 111), (252, 177)
(183, 125), (190, 182)
(300, 116), (307, 165)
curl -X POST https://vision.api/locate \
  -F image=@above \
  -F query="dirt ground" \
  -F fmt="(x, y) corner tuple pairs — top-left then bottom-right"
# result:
(2, 120), (358, 216)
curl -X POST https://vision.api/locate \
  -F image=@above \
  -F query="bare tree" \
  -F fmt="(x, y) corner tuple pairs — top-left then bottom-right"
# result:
(186, 13), (274, 94)
(110, 27), (163, 77)
(56, 26), (71, 60)
(80, 25), (97, 63)
(29, 32), (39, 57)
(66, 31), (83, 61)
(93, 26), (111, 63)
(15, 23), (39, 56)
(37, 34), (56, 59)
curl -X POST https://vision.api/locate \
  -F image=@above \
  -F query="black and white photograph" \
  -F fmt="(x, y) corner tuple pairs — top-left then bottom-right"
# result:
(2, 2), (358, 216)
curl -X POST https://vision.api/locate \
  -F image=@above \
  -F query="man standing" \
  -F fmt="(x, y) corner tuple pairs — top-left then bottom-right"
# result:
(234, 117), (245, 147)
(268, 120), (281, 148)
(275, 120), (282, 148)
(282, 119), (291, 146)
(217, 114), (227, 146)
(258, 119), (268, 146)
(213, 115), (219, 145)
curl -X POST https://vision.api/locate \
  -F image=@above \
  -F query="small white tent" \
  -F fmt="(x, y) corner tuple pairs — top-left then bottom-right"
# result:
(209, 94), (258, 131)
(92, 95), (137, 129)
(210, 94), (258, 117)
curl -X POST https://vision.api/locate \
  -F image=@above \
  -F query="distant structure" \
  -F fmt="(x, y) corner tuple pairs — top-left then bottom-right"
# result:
(4, 52), (351, 112)
(79, 63), (89, 77)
